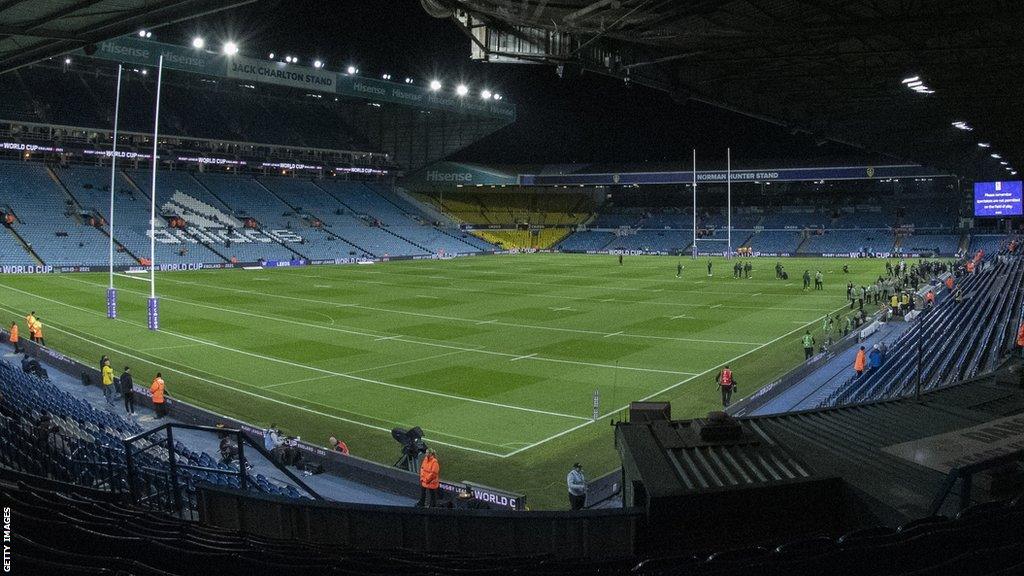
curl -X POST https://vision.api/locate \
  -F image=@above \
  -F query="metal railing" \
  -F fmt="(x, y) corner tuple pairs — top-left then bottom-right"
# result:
(124, 422), (322, 516)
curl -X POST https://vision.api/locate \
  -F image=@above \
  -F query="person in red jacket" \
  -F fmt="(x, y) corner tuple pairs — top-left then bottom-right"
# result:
(716, 365), (737, 408)
(417, 449), (440, 508)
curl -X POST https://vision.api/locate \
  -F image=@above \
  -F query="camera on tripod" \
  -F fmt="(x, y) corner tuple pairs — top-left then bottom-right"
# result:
(392, 426), (427, 473)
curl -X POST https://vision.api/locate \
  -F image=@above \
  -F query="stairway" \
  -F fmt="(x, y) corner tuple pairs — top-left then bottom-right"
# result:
(3, 220), (45, 265)
(254, 178), (375, 257)
(189, 173), (309, 261)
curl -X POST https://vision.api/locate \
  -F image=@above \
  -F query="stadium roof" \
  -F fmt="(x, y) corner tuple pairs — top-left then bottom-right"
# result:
(428, 0), (1024, 180)
(618, 374), (1024, 524)
(0, 0), (255, 74)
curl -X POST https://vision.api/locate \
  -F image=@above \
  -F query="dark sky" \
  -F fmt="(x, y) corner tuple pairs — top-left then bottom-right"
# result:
(167, 0), (871, 166)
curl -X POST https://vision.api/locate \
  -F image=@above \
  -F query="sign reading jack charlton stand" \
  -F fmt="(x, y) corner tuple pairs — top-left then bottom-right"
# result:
(882, 413), (1024, 474)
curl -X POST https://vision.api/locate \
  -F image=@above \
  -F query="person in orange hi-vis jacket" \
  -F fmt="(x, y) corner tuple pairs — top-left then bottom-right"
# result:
(854, 346), (867, 378)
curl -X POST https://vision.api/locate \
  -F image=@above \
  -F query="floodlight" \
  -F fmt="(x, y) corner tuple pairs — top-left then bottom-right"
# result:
(901, 76), (919, 84)
(456, 84), (468, 96)
(992, 154), (1002, 159)
(429, 79), (442, 91)
(906, 81), (923, 88)
(314, 60), (323, 69)
(268, 52), (275, 59)
(404, 77), (413, 84)
(978, 143), (991, 148)
(63, 57), (71, 65)
(480, 89), (492, 99)
(192, 37), (205, 49)
(347, 65), (357, 74)
(493, 93), (502, 100)
(222, 41), (239, 56)
(1001, 161), (1009, 165)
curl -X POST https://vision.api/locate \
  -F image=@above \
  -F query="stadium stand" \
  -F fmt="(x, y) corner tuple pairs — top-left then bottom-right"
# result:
(0, 359), (309, 506)
(0, 155), (1013, 266)
(6, 362), (1024, 573)
(2, 66), (373, 152)
(822, 255), (1024, 407)
(797, 229), (894, 255)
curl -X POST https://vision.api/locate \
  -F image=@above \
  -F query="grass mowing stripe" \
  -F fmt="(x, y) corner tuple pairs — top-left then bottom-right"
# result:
(71, 275), (701, 377)
(275, 268), (833, 312)
(500, 301), (852, 458)
(0, 299), (519, 457)
(11, 279), (593, 423)
(156, 274), (764, 346)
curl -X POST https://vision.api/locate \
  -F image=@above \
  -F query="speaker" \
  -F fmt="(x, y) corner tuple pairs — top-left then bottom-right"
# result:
(629, 401), (670, 423)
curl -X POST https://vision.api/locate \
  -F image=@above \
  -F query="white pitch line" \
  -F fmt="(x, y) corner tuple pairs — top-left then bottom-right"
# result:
(670, 314), (694, 320)
(752, 293), (762, 297)
(710, 304), (722, 309)
(148, 275), (763, 346)
(502, 301), (852, 458)
(269, 269), (830, 312)
(604, 331), (624, 338)
(475, 319), (497, 325)
(343, 350), (466, 376)
(509, 353), (538, 362)
(75, 276), (702, 376)
(3, 281), (591, 423)
(314, 284), (332, 289)
(264, 374), (337, 389)
(113, 272), (152, 283)
(549, 307), (573, 311)
(415, 295), (440, 299)
(137, 343), (202, 352)
(0, 301), (508, 458)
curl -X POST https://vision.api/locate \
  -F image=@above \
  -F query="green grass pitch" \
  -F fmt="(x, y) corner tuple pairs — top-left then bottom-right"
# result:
(0, 254), (885, 508)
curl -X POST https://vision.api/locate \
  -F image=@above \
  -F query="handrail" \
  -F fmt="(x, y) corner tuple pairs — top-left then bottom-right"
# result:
(124, 422), (322, 502)
(928, 449), (1024, 516)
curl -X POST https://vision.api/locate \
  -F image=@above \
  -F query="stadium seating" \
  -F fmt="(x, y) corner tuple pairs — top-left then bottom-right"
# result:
(898, 234), (962, 256)
(0, 159), (1009, 265)
(555, 230), (615, 252)
(745, 230), (801, 254)
(604, 229), (693, 253)
(822, 256), (1024, 407)
(257, 175), (429, 258)
(421, 191), (593, 227)
(0, 359), (306, 504)
(798, 229), (893, 255)
(5, 463), (1024, 575)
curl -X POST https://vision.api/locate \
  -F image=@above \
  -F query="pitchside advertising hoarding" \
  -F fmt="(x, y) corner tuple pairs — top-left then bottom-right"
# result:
(75, 37), (515, 121)
(974, 181), (1023, 217)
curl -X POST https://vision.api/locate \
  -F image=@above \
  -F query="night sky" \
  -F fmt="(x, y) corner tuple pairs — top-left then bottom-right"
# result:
(166, 0), (873, 166)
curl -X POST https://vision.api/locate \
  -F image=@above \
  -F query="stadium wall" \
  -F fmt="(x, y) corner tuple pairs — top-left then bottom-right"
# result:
(198, 485), (641, 559)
